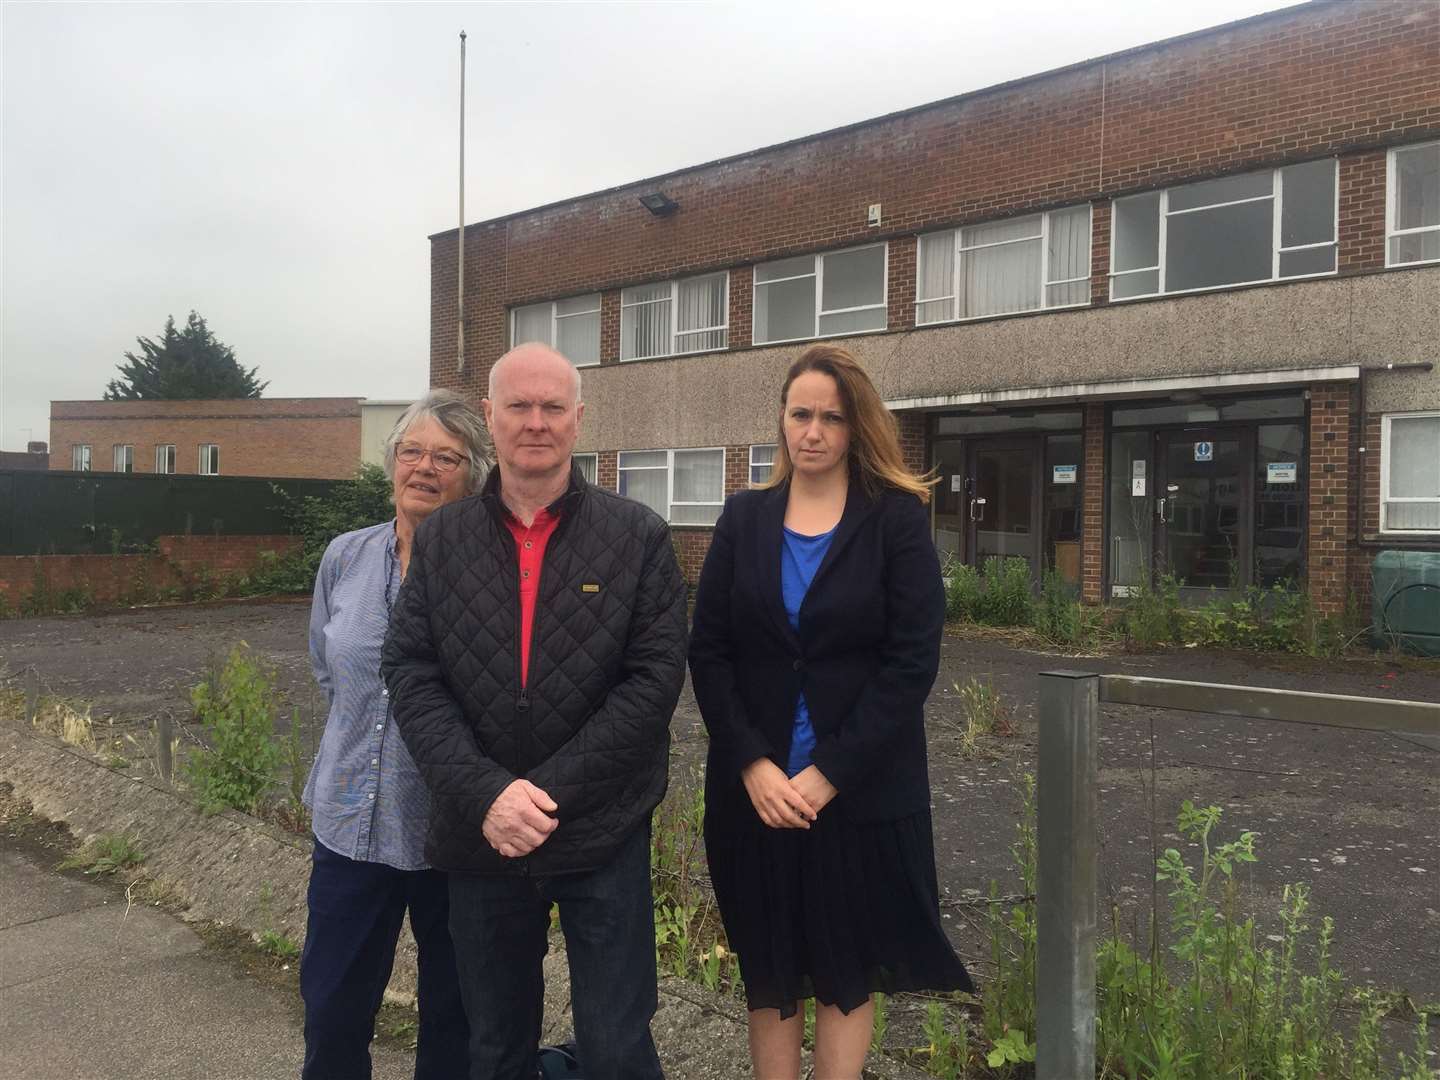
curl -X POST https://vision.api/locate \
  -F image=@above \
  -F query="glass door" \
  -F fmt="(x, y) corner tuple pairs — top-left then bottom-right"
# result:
(968, 440), (1040, 574)
(931, 439), (966, 562)
(1156, 430), (1250, 598)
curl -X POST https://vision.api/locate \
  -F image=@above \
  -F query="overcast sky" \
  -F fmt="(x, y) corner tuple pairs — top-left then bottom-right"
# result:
(1, 0), (1293, 451)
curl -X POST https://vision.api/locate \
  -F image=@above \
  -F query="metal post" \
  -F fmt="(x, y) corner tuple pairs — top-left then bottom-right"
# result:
(1036, 671), (1099, 1080)
(156, 713), (173, 785)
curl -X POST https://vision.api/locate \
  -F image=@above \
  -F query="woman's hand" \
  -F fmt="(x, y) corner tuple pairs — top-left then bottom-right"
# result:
(741, 758), (817, 829)
(789, 765), (837, 816)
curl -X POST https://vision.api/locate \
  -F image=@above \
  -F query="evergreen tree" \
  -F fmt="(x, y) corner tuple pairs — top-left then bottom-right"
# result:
(104, 312), (267, 400)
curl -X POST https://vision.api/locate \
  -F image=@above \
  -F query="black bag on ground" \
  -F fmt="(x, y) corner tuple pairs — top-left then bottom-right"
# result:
(537, 1042), (581, 1080)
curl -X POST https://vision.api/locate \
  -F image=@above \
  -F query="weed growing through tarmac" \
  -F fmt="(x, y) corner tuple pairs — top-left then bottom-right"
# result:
(58, 831), (145, 876)
(951, 676), (1014, 759)
(186, 644), (283, 815)
(255, 929), (301, 962)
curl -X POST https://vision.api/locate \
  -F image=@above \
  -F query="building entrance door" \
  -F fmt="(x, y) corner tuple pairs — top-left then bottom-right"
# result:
(1155, 430), (1250, 598)
(968, 439), (1040, 574)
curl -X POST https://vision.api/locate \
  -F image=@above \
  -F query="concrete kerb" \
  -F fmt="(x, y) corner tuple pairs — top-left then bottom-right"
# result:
(0, 715), (933, 1080)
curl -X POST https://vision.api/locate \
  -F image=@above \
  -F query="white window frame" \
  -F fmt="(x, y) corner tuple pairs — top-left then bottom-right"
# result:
(71, 444), (91, 471)
(113, 444), (134, 473)
(198, 443), (220, 476)
(752, 243), (888, 346)
(154, 444), (176, 474)
(509, 294), (603, 367)
(749, 443), (777, 486)
(1380, 411), (1440, 534)
(572, 452), (598, 485)
(617, 447), (726, 525)
(1386, 141), (1440, 269)
(1109, 161), (1339, 301)
(915, 205), (1092, 325)
(620, 272), (729, 361)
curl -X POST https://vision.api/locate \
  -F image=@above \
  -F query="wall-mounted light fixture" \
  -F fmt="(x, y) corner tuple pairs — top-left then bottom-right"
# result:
(639, 191), (679, 217)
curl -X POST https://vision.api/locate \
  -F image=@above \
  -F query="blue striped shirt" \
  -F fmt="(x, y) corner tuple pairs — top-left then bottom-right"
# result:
(303, 521), (431, 870)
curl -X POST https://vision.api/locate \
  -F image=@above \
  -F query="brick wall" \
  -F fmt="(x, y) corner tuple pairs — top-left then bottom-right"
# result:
(1306, 383), (1354, 615)
(49, 399), (364, 480)
(431, 0), (1440, 397)
(1081, 404), (1107, 604)
(671, 528), (713, 585)
(0, 534), (300, 611)
(896, 413), (926, 477)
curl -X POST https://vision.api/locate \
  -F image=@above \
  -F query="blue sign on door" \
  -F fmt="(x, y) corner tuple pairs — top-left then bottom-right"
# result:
(1194, 441), (1214, 462)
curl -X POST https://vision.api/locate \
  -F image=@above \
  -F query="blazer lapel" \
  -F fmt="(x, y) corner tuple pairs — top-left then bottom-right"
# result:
(805, 483), (876, 598)
(755, 485), (800, 649)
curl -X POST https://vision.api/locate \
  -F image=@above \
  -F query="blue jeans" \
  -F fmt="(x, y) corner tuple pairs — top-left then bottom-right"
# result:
(300, 839), (469, 1080)
(447, 824), (663, 1080)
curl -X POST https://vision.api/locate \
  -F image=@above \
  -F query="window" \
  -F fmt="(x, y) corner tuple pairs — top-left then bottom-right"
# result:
(1110, 160), (1337, 300)
(1387, 142), (1440, 267)
(154, 444), (176, 474)
(749, 444), (776, 486)
(618, 448), (725, 525)
(71, 444), (91, 471)
(917, 205), (1091, 324)
(510, 294), (602, 366)
(753, 244), (886, 345)
(1381, 412), (1440, 533)
(199, 443), (220, 476)
(113, 444), (134, 473)
(573, 453), (597, 485)
(621, 273), (728, 360)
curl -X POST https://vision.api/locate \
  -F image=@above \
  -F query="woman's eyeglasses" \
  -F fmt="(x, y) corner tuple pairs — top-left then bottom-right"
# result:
(395, 445), (468, 473)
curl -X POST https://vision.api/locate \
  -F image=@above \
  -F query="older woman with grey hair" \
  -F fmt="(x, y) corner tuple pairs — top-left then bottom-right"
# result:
(301, 389), (489, 1080)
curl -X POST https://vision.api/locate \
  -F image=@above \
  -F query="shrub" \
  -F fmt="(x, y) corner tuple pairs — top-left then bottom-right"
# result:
(1033, 569), (1086, 645)
(944, 559), (983, 621)
(1125, 573), (1183, 647)
(185, 645), (282, 814)
(60, 832), (145, 876)
(974, 557), (1034, 627)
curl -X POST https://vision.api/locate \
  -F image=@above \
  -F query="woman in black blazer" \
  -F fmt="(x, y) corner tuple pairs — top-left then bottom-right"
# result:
(689, 344), (971, 1080)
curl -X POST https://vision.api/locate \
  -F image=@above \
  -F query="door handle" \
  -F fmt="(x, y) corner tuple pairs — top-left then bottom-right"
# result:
(969, 497), (987, 522)
(1156, 496), (1169, 524)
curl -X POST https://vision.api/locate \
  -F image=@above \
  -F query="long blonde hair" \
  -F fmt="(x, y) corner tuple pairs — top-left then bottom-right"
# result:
(761, 344), (936, 503)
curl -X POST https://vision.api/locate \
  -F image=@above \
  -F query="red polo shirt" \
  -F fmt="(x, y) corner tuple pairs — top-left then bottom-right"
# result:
(504, 506), (561, 688)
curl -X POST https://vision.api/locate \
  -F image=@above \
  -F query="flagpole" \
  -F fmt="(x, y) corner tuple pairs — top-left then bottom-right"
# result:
(457, 30), (467, 375)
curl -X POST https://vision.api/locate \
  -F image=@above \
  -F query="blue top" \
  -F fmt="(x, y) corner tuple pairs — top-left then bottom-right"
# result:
(303, 521), (431, 870)
(781, 524), (836, 776)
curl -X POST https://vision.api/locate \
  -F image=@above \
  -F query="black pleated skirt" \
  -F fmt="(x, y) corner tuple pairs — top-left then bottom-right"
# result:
(706, 803), (974, 1019)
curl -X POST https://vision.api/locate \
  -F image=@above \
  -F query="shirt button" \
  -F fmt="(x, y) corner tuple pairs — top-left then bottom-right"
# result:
(793, 659), (804, 672)
(522, 569), (530, 578)
(524, 540), (533, 549)
(375, 723), (383, 731)
(367, 793), (375, 800)
(371, 758), (379, 766)
(381, 688), (389, 697)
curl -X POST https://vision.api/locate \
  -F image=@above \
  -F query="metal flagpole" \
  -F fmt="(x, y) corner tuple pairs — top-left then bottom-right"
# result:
(457, 30), (467, 374)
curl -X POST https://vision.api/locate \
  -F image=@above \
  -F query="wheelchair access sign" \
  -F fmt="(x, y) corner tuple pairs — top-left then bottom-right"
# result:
(1193, 441), (1214, 462)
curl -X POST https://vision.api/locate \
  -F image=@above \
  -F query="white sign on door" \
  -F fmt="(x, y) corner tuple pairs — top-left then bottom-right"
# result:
(1267, 462), (1298, 484)
(950, 474), (964, 493)
(1194, 441), (1214, 462)
(1052, 464), (1078, 485)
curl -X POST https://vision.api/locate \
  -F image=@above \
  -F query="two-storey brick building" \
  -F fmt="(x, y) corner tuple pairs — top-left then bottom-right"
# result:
(429, 0), (1439, 613)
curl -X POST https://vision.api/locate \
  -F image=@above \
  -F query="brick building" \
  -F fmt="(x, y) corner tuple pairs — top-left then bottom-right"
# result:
(49, 398), (410, 480)
(428, 0), (1440, 612)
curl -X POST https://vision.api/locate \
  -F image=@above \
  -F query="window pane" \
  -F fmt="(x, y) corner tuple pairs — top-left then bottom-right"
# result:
(756, 255), (815, 283)
(959, 236), (1041, 317)
(1279, 246), (1336, 277)
(676, 273), (727, 352)
(1112, 269), (1159, 299)
(1046, 281), (1090, 306)
(1165, 198), (1273, 291)
(671, 503), (723, 526)
(618, 465), (668, 519)
(622, 286), (672, 360)
(1168, 170), (1272, 212)
(1390, 232), (1440, 265)
(674, 449), (723, 504)
(555, 293), (600, 317)
(1280, 160), (1336, 248)
(1112, 194), (1160, 273)
(512, 303), (551, 346)
(556, 310), (600, 365)
(618, 450), (667, 470)
(574, 455), (597, 484)
(1387, 501), (1440, 530)
(1389, 416), (1440, 498)
(820, 246), (885, 311)
(1047, 206), (1090, 285)
(1393, 143), (1440, 232)
(818, 306), (886, 335)
(750, 443), (776, 485)
(916, 232), (954, 317)
(754, 276), (816, 342)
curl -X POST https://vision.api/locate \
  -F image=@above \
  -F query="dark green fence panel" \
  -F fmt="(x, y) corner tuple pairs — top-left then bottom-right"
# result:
(0, 470), (343, 555)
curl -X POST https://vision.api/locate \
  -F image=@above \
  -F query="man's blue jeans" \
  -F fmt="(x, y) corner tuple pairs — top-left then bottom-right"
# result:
(447, 823), (664, 1080)
(300, 839), (469, 1080)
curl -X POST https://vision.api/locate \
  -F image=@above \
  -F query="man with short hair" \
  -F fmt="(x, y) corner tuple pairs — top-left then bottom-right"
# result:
(382, 343), (687, 1080)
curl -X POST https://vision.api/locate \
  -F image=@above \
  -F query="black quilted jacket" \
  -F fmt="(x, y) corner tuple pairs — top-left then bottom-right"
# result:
(380, 464), (688, 876)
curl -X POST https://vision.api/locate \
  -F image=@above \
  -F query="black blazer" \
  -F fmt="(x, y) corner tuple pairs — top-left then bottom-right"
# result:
(688, 481), (945, 825)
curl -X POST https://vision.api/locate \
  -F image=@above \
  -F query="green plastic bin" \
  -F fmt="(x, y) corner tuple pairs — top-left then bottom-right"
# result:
(1370, 550), (1440, 657)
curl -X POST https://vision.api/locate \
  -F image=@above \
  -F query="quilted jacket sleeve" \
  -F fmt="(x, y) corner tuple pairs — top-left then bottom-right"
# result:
(809, 494), (944, 794)
(688, 500), (776, 779)
(524, 518), (688, 819)
(382, 522), (517, 833)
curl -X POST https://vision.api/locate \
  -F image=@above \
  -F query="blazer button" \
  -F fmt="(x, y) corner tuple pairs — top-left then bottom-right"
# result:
(792, 658), (803, 672)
